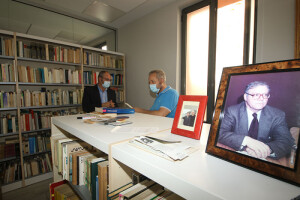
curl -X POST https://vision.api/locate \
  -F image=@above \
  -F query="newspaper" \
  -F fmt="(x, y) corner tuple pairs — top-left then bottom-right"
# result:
(129, 136), (195, 161)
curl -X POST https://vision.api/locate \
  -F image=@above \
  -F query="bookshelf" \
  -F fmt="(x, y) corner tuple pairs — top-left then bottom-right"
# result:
(0, 29), (126, 193)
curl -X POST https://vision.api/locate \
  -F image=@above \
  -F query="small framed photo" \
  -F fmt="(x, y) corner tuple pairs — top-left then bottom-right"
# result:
(206, 59), (300, 186)
(171, 95), (208, 140)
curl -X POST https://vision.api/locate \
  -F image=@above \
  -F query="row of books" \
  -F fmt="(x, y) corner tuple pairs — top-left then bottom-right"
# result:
(18, 65), (81, 84)
(20, 110), (51, 132)
(0, 91), (16, 108)
(0, 37), (13, 57)
(0, 110), (80, 134)
(0, 153), (53, 185)
(0, 137), (20, 159)
(83, 52), (123, 69)
(53, 137), (105, 200)
(1, 63), (15, 82)
(22, 133), (51, 155)
(115, 89), (124, 103)
(20, 88), (83, 107)
(0, 161), (22, 184)
(0, 114), (17, 134)
(23, 153), (53, 179)
(53, 137), (184, 200)
(83, 71), (123, 86)
(111, 73), (123, 86)
(17, 41), (81, 64)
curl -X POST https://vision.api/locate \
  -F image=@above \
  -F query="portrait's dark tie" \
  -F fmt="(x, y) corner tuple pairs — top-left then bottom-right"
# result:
(248, 113), (259, 139)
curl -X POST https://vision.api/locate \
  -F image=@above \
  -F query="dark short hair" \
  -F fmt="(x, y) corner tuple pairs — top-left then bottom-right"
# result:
(149, 69), (166, 82)
(244, 81), (270, 93)
(98, 71), (109, 79)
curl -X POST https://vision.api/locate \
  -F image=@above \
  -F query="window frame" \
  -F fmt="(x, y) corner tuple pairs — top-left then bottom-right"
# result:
(181, 0), (257, 123)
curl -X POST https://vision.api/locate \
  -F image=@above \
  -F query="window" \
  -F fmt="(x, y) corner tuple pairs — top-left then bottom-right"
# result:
(181, 0), (256, 122)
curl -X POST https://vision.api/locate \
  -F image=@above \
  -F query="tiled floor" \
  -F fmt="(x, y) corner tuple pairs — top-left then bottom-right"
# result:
(2, 178), (53, 200)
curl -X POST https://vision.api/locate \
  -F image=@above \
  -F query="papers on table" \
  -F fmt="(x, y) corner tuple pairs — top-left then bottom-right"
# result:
(129, 136), (198, 161)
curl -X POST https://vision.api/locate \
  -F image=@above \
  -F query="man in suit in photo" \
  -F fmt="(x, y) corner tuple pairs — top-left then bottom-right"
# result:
(182, 111), (191, 126)
(218, 81), (295, 159)
(82, 71), (117, 113)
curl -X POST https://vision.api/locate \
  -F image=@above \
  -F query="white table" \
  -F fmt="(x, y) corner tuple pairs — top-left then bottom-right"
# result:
(51, 113), (300, 200)
(111, 124), (300, 200)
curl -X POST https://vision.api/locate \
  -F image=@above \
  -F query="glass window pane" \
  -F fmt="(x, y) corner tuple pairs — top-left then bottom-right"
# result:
(215, 0), (245, 97)
(186, 6), (210, 96)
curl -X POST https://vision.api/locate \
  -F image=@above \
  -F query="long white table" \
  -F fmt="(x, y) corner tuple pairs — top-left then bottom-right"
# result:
(51, 113), (300, 200)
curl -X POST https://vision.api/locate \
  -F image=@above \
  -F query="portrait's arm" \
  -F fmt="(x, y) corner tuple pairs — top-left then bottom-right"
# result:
(218, 106), (245, 150)
(265, 110), (295, 159)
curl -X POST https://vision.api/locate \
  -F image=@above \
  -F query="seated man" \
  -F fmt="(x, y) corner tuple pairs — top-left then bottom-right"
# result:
(82, 71), (117, 113)
(218, 81), (295, 159)
(134, 69), (179, 118)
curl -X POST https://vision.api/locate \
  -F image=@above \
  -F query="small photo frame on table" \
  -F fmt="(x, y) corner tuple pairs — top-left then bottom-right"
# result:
(206, 59), (300, 186)
(171, 95), (208, 140)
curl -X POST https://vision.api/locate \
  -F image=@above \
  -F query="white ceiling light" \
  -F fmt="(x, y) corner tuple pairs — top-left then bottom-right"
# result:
(83, 1), (125, 22)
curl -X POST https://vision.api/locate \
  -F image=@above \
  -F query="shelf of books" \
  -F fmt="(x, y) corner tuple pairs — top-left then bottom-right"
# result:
(0, 28), (126, 194)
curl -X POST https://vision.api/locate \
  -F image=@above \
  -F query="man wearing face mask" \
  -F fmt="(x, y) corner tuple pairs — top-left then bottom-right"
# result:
(82, 71), (117, 113)
(134, 69), (179, 118)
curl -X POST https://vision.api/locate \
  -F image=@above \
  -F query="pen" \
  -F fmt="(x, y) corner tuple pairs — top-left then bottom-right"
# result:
(77, 116), (97, 120)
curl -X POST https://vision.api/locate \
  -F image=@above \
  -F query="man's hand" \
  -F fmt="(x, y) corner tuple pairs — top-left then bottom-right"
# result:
(102, 100), (115, 108)
(243, 136), (271, 158)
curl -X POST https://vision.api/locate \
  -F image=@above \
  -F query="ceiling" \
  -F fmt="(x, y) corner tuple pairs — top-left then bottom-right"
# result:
(0, 0), (178, 46)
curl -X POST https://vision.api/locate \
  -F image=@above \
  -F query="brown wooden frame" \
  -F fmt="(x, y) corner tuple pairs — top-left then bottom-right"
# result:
(206, 59), (300, 186)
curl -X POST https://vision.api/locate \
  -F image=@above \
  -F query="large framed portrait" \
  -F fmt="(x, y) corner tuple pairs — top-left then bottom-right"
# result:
(171, 95), (208, 140)
(206, 59), (300, 186)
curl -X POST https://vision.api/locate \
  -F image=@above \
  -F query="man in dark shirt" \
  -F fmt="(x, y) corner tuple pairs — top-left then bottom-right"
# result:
(82, 71), (117, 113)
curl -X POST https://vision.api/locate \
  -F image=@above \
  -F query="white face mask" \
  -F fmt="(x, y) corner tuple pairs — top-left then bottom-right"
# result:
(102, 81), (110, 88)
(149, 84), (159, 93)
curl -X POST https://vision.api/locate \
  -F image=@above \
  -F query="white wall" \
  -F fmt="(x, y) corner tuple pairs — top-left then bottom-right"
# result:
(118, 0), (295, 109)
(118, 0), (198, 109)
(256, 0), (295, 63)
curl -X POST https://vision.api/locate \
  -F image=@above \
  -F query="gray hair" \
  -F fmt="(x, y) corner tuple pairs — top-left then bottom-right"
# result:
(149, 69), (166, 82)
(244, 81), (270, 93)
(98, 71), (109, 79)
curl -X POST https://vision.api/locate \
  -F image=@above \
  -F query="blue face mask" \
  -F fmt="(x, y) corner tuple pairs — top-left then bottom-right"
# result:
(102, 81), (110, 88)
(149, 84), (159, 93)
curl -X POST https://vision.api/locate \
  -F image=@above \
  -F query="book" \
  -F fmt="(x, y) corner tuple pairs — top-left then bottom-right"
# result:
(131, 183), (164, 200)
(62, 141), (93, 180)
(71, 151), (90, 185)
(57, 138), (75, 173)
(95, 160), (108, 200)
(95, 107), (135, 114)
(87, 156), (107, 192)
(78, 153), (95, 186)
(108, 182), (133, 199)
(119, 179), (156, 200)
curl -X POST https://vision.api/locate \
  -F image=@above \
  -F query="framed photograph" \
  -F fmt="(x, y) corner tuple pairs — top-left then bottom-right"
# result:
(206, 59), (300, 186)
(171, 95), (208, 140)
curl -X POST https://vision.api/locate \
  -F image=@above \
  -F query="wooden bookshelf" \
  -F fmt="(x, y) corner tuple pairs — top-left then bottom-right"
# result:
(0, 28), (126, 193)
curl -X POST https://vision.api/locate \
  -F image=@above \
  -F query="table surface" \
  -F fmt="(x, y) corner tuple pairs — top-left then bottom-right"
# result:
(52, 113), (173, 154)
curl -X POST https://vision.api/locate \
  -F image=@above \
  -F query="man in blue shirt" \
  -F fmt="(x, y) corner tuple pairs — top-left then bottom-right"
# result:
(134, 70), (179, 118)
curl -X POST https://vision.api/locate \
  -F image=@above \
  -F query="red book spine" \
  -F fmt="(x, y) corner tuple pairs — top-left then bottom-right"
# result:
(25, 114), (30, 131)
